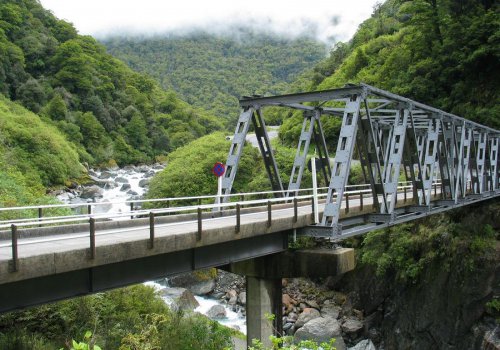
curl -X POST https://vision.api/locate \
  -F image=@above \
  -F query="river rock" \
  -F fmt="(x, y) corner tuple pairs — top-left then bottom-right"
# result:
(342, 318), (364, 336)
(123, 165), (136, 171)
(168, 271), (216, 295)
(305, 300), (320, 310)
(206, 304), (226, 319)
(161, 287), (199, 311)
(127, 190), (138, 196)
(283, 294), (296, 313)
(294, 317), (346, 349)
(80, 185), (103, 199)
(120, 183), (131, 191)
(115, 177), (129, 183)
(99, 171), (113, 179)
(227, 289), (238, 305)
(295, 308), (321, 329)
(137, 165), (150, 173)
(139, 179), (150, 187)
(348, 339), (376, 350)
(321, 304), (341, 319)
(238, 291), (246, 305)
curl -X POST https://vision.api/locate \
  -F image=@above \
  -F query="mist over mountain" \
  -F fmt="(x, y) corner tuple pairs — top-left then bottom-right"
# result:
(102, 28), (327, 125)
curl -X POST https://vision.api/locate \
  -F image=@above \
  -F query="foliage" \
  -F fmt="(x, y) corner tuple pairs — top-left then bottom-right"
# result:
(146, 132), (264, 203)
(0, 0), (223, 166)
(62, 331), (102, 350)
(359, 204), (499, 284)
(103, 29), (327, 127)
(280, 0), (499, 146)
(249, 337), (337, 350)
(0, 284), (234, 350)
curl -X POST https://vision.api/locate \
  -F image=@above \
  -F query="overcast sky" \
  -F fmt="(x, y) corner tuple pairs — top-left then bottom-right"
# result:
(39, 0), (380, 43)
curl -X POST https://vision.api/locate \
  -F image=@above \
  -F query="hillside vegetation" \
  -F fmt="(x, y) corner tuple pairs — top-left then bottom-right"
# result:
(103, 30), (326, 126)
(0, 0), (222, 166)
(280, 0), (499, 146)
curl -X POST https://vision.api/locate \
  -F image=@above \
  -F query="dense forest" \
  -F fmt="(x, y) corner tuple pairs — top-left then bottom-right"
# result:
(103, 31), (327, 126)
(279, 0), (499, 146)
(0, 0), (222, 169)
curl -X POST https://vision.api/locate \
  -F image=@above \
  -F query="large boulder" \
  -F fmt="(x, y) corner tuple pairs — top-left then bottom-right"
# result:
(161, 287), (199, 311)
(348, 339), (377, 350)
(294, 317), (346, 349)
(321, 304), (341, 319)
(80, 185), (103, 199)
(139, 179), (150, 188)
(206, 304), (226, 319)
(295, 307), (321, 329)
(342, 318), (364, 336)
(169, 271), (216, 295)
(115, 177), (129, 183)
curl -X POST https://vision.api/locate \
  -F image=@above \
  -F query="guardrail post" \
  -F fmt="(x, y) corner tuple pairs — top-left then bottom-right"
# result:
(293, 198), (298, 223)
(360, 193), (364, 211)
(87, 204), (92, 215)
(345, 194), (350, 214)
(198, 198), (202, 206)
(149, 212), (155, 249)
(38, 208), (42, 227)
(130, 202), (134, 219)
(267, 201), (272, 228)
(197, 207), (202, 241)
(89, 218), (96, 259)
(235, 204), (241, 234)
(10, 224), (18, 272)
(311, 197), (315, 219)
(434, 183), (437, 197)
(404, 186), (407, 203)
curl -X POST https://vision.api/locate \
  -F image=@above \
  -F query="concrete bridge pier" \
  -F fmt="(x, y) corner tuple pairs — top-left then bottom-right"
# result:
(246, 276), (283, 347)
(227, 247), (356, 348)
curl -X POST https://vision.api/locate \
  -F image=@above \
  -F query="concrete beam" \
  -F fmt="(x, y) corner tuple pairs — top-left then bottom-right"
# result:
(227, 248), (356, 279)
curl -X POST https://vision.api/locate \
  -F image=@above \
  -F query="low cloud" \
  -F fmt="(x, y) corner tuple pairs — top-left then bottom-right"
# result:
(41, 0), (378, 44)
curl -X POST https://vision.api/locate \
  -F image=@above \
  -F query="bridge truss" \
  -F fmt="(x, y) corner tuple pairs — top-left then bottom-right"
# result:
(220, 83), (500, 239)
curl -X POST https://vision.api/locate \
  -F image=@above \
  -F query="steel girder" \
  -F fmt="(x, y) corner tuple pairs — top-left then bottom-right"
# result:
(220, 84), (500, 238)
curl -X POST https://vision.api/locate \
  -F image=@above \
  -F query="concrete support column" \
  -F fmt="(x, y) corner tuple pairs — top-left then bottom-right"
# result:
(246, 276), (282, 347)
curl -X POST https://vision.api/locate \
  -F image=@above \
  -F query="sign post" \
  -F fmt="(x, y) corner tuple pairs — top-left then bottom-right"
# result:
(212, 162), (226, 212)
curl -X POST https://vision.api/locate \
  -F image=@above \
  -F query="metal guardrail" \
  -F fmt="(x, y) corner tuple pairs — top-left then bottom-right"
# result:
(2, 181), (439, 273)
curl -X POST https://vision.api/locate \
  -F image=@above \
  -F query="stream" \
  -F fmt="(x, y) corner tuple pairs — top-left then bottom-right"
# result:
(57, 165), (247, 334)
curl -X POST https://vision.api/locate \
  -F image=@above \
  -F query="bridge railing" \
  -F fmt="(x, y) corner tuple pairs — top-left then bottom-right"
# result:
(0, 181), (424, 228)
(2, 181), (442, 272)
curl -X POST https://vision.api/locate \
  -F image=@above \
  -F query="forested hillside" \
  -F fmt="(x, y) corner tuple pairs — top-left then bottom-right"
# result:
(0, 0), (222, 167)
(103, 30), (326, 126)
(280, 0), (499, 145)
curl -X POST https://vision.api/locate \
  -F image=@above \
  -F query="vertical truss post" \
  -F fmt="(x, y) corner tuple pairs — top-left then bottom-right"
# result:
(287, 111), (316, 196)
(437, 120), (454, 199)
(253, 109), (284, 195)
(220, 108), (253, 203)
(381, 105), (409, 213)
(403, 118), (423, 204)
(357, 99), (388, 212)
(321, 94), (362, 228)
(488, 136), (499, 191)
(454, 123), (472, 202)
(420, 117), (440, 205)
(473, 131), (488, 193)
(312, 110), (332, 186)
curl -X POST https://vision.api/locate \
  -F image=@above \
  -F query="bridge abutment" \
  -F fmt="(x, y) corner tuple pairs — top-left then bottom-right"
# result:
(227, 247), (355, 347)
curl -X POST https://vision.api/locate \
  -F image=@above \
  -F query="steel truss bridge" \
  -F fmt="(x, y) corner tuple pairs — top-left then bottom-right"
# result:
(220, 83), (500, 238)
(0, 84), (498, 312)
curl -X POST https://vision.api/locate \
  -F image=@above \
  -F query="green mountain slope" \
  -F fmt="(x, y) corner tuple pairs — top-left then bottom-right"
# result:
(0, 0), (222, 166)
(102, 30), (327, 126)
(280, 0), (499, 146)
